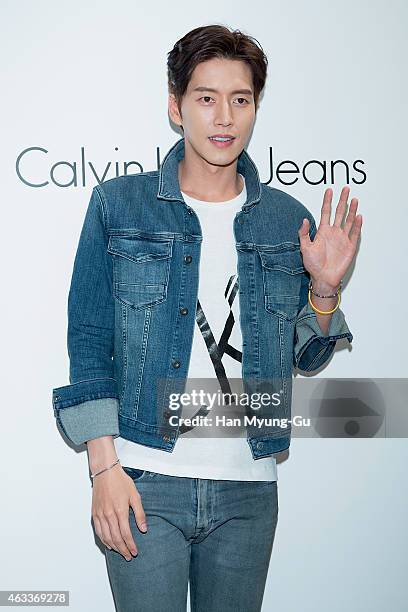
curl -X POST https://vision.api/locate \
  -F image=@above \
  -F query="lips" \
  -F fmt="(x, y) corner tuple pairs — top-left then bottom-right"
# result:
(208, 135), (236, 148)
(209, 135), (236, 141)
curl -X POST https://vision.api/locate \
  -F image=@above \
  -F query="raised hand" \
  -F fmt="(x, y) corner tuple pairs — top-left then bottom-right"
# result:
(298, 186), (362, 292)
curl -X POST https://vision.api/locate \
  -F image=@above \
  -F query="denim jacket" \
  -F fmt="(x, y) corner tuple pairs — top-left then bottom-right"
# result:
(52, 137), (353, 458)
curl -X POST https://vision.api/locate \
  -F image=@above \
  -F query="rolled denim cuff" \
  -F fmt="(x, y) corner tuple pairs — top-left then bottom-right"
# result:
(54, 398), (120, 446)
(52, 377), (118, 409)
(294, 302), (353, 372)
(52, 378), (120, 445)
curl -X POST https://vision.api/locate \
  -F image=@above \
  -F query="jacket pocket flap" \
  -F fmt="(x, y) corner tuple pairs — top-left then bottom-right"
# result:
(108, 236), (172, 263)
(258, 248), (305, 274)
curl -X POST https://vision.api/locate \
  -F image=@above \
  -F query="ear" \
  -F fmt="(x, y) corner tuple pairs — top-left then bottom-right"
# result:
(168, 94), (182, 127)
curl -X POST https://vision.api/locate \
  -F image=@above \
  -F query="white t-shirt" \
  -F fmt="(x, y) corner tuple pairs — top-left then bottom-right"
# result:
(115, 173), (277, 481)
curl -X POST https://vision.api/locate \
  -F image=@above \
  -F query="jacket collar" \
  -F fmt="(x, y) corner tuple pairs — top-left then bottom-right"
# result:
(157, 137), (262, 210)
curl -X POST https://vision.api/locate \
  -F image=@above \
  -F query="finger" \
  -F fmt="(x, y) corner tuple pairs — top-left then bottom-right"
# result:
(343, 198), (358, 236)
(99, 515), (118, 553)
(118, 507), (139, 557)
(320, 188), (333, 226)
(130, 492), (148, 534)
(349, 214), (363, 246)
(333, 185), (350, 227)
(93, 515), (112, 550)
(107, 511), (134, 561)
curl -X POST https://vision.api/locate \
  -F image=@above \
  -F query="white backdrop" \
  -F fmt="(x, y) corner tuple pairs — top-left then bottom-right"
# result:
(2, 0), (407, 610)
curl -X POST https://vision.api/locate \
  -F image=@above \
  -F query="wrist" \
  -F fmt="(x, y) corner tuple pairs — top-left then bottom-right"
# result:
(310, 277), (341, 295)
(86, 435), (118, 472)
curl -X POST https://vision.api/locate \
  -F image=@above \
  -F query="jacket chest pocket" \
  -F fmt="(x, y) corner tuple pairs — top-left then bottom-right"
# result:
(107, 235), (172, 310)
(258, 246), (305, 321)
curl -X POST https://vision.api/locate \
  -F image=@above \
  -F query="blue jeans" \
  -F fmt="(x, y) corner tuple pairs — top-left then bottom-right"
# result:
(104, 467), (279, 612)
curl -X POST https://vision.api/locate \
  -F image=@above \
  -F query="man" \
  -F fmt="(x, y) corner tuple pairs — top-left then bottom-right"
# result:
(52, 24), (362, 612)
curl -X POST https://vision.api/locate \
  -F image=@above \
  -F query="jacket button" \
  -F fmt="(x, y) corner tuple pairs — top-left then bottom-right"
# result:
(172, 360), (181, 368)
(238, 216), (245, 224)
(164, 409), (172, 419)
(163, 434), (171, 441)
(180, 307), (188, 315)
(256, 441), (264, 450)
(184, 255), (192, 263)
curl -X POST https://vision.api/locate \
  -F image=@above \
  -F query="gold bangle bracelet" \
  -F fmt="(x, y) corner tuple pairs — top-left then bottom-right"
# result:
(308, 288), (341, 315)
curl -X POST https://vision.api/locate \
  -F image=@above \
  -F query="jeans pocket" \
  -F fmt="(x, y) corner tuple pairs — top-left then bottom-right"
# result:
(122, 466), (148, 481)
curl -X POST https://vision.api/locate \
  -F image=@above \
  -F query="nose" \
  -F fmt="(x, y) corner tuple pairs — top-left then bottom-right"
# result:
(215, 97), (233, 127)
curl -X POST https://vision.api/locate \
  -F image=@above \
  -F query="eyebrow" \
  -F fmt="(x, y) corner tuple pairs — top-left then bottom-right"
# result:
(192, 86), (253, 97)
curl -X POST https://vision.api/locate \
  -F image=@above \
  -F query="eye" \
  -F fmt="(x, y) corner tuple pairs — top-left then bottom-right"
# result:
(198, 96), (250, 105)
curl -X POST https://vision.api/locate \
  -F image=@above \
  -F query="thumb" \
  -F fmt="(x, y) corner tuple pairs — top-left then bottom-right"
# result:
(129, 494), (148, 533)
(298, 218), (312, 249)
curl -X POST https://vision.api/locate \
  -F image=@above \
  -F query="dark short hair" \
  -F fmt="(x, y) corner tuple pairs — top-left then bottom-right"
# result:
(167, 24), (268, 114)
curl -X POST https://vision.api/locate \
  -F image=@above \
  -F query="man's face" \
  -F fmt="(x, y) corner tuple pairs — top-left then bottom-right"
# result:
(169, 57), (257, 167)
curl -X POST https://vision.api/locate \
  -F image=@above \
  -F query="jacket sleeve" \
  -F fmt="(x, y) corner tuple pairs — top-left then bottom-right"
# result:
(52, 186), (120, 445)
(293, 215), (353, 373)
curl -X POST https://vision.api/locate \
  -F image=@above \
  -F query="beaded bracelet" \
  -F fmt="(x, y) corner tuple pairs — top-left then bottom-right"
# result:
(308, 279), (342, 298)
(308, 286), (341, 315)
